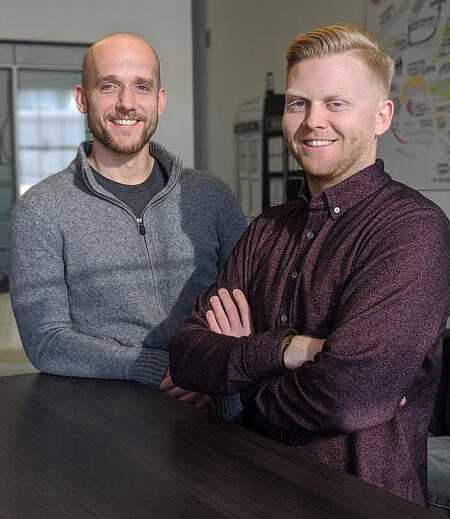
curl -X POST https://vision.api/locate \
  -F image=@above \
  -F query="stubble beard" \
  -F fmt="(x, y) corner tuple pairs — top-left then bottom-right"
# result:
(286, 131), (375, 186)
(87, 105), (158, 155)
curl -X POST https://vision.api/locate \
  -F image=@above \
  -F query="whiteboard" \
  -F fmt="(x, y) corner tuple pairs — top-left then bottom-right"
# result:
(367, 0), (450, 218)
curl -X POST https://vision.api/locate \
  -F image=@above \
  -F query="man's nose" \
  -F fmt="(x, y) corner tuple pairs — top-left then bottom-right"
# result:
(116, 86), (136, 111)
(303, 102), (328, 130)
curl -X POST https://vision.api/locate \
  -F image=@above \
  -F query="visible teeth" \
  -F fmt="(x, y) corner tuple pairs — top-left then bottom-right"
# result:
(304, 139), (335, 147)
(113, 119), (138, 126)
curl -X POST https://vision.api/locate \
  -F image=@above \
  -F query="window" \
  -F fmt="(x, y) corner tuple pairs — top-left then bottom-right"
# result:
(0, 42), (88, 289)
(17, 70), (85, 194)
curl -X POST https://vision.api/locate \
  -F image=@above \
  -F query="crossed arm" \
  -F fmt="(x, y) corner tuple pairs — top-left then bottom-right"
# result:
(169, 208), (448, 434)
(204, 288), (407, 410)
(207, 288), (325, 370)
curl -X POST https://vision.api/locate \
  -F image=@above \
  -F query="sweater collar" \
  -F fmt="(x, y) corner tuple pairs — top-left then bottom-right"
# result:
(70, 141), (184, 197)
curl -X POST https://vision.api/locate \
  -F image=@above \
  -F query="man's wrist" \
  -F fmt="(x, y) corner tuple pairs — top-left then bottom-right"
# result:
(283, 335), (308, 369)
(281, 334), (296, 369)
(282, 335), (325, 370)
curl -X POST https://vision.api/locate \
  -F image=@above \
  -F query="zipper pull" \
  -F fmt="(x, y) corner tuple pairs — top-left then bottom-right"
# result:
(136, 218), (146, 235)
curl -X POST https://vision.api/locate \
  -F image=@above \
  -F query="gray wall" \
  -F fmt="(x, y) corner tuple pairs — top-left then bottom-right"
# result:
(0, 0), (194, 167)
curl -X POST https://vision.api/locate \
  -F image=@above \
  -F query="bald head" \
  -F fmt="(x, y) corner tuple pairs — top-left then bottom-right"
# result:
(82, 33), (161, 90)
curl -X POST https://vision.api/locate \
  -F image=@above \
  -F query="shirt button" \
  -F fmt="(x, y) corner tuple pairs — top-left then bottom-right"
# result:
(306, 231), (315, 239)
(281, 314), (288, 323)
(333, 206), (341, 214)
(291, 271), (298, 279)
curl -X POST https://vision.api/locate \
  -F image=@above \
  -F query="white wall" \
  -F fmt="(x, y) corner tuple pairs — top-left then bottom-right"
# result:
(0, 0), (194, 167)
(204, 0), (367, 190)
(0, 293), (21, 351)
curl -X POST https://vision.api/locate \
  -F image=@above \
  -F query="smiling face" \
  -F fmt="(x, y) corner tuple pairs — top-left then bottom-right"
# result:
(283, 52), (393, 192)
(75, 34), (166, 157)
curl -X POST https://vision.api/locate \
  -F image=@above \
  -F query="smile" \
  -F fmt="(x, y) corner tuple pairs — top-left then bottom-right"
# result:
(111, 119), (139, 126)
(302, 139), (336, 147)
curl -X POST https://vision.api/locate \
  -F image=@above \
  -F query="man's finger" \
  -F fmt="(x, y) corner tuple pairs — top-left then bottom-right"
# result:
(210, 295), (231, 334)
(178, 391), (203, 403)
(164, 386), (189, 399)
(160, 378), (175, 391)
(193, 394), (213, 408)
(232, 288), (253, 333)
(206, 309), (222, 333)
(218, 288), (241, 331)
(205, 398), (217, 415)
(159, 370), (175, 391)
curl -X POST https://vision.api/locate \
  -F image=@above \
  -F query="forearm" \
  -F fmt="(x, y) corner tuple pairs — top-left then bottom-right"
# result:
(170, 288), (322, 395)
(17, 320), (168, 388)
(211, 335), (324, 421)
(242, 344), (412, 439)
(169, 321), (292, 395)
(244, 289), (448, 437)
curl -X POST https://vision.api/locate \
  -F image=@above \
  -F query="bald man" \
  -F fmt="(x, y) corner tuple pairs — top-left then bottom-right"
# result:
(9, 33), (246, 417)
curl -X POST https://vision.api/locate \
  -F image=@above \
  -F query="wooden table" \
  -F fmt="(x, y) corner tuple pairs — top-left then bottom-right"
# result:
(0, 374), (438, 518)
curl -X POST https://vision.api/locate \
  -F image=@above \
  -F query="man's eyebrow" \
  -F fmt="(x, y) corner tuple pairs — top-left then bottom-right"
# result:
(323, 93), (351, 99)
(285, 90), (306, 97)
(285, 90), (351, 99)
(94, 75), (155, 88)
(94, 75), (121, 86)
(132, 76), (155, 88)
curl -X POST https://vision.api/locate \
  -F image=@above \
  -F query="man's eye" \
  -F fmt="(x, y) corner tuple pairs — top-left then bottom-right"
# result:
(100, 83), (116, 91)
(287, 100), (306, 111)
(136, 84), (151, 92)
(328, 100), (345, 110)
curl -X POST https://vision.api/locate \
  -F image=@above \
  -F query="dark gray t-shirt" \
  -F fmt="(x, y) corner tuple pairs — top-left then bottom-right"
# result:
(93, 159), (168, 217)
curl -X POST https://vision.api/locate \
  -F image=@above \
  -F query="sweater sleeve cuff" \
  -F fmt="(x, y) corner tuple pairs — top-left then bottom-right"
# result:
(129, 348), (169, 388)
(214, 393), (243, 421)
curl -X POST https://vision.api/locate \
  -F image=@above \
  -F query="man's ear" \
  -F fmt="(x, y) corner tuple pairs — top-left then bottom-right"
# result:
(157, 88), (167, 116)
(74, 84), (88, 114)
(374, 98), (394, 137)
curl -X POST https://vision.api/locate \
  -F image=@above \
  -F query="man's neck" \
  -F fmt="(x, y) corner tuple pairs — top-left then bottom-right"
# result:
(88, 141), (154, 185)
(307, 157), (377, 195)
(307, 169), (355, 195)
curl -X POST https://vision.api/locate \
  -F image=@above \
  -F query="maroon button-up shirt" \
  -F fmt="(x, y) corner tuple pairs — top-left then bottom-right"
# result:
(170, 161), (450, 505)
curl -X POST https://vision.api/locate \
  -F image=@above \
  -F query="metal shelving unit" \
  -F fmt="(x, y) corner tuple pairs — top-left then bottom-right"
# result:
(235, 72), (305, 219)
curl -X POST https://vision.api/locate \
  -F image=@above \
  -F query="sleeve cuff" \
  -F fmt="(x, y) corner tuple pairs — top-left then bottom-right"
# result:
(129, 348), (169, 388)
(238, 328), (296, 382)
(214, 393), (243, 421)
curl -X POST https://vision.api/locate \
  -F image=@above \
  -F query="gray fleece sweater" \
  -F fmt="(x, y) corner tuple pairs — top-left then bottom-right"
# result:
(10, 141), (246, 414)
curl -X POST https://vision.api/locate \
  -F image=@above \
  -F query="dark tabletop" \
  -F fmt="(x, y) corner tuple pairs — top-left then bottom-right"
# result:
(0, 374), (439, 519)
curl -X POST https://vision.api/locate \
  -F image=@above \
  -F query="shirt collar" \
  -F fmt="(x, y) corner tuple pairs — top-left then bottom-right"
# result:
(305, 160), (390, 219)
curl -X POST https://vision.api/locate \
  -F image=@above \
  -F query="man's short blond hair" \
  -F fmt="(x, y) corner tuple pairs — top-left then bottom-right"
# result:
(286, 24), (394, 96)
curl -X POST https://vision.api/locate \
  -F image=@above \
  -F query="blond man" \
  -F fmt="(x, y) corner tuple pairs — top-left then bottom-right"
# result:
(170, 24), (450, 505)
